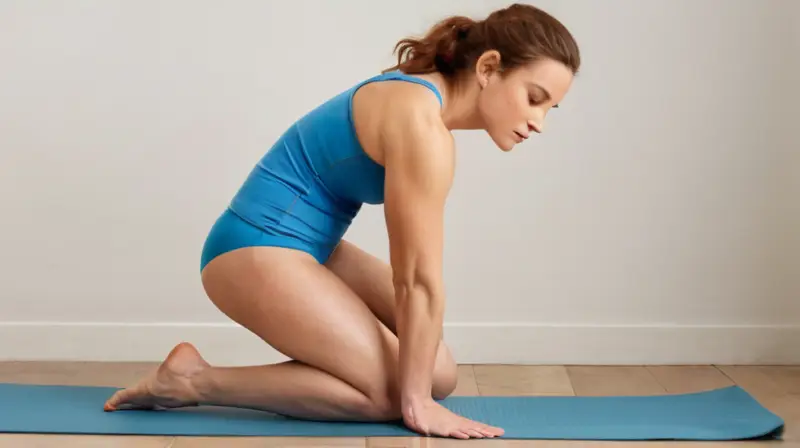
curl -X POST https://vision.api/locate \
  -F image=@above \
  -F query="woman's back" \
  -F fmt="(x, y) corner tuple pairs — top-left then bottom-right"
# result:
(224, 71), (445, 263)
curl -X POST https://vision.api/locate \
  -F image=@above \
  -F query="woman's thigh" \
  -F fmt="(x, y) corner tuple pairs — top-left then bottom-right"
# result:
(201, 246), (401, 405)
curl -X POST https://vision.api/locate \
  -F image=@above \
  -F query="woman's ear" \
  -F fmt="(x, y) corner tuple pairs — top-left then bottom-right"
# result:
(474, 50), (502, 88)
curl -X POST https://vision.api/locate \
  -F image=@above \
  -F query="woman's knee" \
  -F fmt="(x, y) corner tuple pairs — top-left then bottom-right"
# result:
(432, 343), (459, 400)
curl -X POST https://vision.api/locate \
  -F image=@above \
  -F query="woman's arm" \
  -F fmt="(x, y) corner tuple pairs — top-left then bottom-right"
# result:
(381, 93), (455, 408)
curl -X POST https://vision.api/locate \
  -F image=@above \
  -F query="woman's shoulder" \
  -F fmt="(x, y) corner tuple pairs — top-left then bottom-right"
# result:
(351, 73), (454, 167)
(381, 83), (452, 149)
(353, 72), (444, 120)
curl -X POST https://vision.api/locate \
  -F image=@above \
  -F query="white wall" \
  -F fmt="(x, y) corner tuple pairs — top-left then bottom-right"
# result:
(1, 0), (797, 365)
(783, 0), (800, 353)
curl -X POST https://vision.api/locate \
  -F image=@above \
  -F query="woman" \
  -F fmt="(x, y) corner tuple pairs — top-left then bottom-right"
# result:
(104, 3), (580, 440)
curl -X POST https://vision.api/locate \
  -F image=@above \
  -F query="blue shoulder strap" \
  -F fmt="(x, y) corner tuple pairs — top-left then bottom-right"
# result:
(366, 71), (444, 106)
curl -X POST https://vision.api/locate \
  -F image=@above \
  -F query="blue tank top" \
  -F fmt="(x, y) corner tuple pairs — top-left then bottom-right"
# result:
(227, 71), (444, 249)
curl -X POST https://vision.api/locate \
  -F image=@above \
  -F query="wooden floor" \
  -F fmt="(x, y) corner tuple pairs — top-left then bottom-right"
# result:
(0, 362), (797, 446)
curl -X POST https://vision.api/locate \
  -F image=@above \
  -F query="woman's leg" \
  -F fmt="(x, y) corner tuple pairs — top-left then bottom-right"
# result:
(103, 246), (452, 423)
(324, 240), (459, 399)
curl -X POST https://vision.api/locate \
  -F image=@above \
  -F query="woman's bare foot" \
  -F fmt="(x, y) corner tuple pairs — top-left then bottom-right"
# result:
(103, 342), (210, 411)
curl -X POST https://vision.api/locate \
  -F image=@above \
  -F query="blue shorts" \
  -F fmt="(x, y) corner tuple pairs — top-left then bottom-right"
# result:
(200, 208), (337, 272)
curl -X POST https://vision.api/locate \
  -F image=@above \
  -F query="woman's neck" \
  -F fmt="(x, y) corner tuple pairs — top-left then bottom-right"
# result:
(415, 72), (485, 131)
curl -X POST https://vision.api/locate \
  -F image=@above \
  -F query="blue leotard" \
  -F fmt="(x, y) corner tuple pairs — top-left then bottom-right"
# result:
(200, 71), (444, 271)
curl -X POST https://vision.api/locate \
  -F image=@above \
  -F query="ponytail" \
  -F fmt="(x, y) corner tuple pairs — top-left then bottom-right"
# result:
(383, 16), (477, 76)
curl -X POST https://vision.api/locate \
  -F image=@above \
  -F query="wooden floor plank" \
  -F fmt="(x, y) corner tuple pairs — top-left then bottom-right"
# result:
(646, 365), (734, 393)
(474, 365), (574, 396)
(566, 366), (666, 396)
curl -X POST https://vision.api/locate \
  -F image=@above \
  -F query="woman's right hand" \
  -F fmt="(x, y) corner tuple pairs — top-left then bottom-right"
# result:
(402, 397), (505, 439)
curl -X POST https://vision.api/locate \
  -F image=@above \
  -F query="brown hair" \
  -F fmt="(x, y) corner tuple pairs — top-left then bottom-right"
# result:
(384, 4), (580, 78)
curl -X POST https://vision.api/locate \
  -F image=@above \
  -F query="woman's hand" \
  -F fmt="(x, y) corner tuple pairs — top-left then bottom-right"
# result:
(402, 396), (505, 439)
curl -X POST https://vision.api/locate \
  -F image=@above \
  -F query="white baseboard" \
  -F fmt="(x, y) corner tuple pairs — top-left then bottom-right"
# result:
(1, 322), (798, 365)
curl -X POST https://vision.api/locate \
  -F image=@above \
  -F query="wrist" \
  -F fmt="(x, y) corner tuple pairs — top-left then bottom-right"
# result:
(401, 391), (432, 408)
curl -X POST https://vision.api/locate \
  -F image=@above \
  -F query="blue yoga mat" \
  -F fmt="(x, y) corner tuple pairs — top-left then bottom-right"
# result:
(0, 383), (784, 440)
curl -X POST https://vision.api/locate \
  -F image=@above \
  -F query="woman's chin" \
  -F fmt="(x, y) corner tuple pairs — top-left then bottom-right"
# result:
(496, 138), (516, 152)
(487, 132), (515, 152)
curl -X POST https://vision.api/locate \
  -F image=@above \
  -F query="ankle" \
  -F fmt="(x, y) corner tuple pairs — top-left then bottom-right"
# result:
(187, 365), (216, 404)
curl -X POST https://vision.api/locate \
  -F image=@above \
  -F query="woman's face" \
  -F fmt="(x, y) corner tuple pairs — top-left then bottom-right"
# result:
(476, 53), (575, 151)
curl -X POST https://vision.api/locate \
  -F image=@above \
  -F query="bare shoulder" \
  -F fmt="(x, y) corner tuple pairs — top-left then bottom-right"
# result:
(380, 88), (455, 190)
(352, 77), (453, 174)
